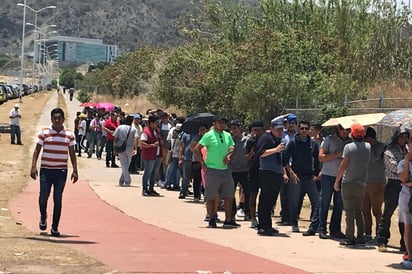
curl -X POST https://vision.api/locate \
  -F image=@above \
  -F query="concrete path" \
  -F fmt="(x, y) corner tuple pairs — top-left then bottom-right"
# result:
(9, 91), (407, 273)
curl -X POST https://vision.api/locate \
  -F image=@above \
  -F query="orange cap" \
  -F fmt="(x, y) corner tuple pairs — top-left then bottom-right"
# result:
(350, 123), (365, 138)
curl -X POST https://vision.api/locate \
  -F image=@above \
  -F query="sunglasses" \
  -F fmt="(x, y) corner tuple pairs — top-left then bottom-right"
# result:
(300, 127), (309, 130)
(219, 134), (223, 143)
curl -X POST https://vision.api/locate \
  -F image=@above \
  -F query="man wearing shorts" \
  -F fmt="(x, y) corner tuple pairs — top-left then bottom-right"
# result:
(194, 114), (239, 228)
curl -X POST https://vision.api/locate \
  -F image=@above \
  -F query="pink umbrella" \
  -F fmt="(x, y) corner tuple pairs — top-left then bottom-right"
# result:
(95, 102), (114, 111)
(79, 102), (96, 107)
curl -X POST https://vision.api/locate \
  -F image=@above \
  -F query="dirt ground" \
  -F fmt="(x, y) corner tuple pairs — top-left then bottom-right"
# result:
(0, 92), (111, 273)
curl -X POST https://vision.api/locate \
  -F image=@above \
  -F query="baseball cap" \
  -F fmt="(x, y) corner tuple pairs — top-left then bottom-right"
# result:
(133, 113), (142, 119)
(365, 127), (376, 139)
(79, 113), (86, 118)
(14, 103), (20, 108)
(213, 114), (228, 122)
(350, 123), (366, 138)
(230, 119), (242, 127)
(287, 114), (297, 123)
(250, 120), (264, 129)
(271, 116), (284, 129)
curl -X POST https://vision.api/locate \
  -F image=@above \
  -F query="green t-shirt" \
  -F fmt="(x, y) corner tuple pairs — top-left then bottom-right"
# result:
(199, 129), (234, 170)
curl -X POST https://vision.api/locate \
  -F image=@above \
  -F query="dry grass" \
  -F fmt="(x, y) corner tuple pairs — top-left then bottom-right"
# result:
(90, 93), (184, 116)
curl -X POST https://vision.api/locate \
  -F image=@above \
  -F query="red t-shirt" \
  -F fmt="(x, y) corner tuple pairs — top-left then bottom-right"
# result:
(104, 119), (119, 141)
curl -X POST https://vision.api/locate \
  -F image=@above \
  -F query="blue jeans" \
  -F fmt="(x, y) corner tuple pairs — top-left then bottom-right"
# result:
(88, 132), (102, 158)
(181, 160), (193, 192)
(142, 157), (161, 192)
(39, 168), (67, 230)
(165, 157), (180, 187)
(10, 124), (21, 144)
(318, 174), (343, 234)
(288, 176), (319, 226)
(105, 139), (115, 166)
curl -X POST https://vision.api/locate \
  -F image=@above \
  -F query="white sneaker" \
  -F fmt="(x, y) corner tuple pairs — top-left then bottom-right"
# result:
(236, 209), (245, 218)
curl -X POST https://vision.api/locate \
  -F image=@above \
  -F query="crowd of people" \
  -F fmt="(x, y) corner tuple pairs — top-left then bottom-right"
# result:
(42, 104), (412, 268)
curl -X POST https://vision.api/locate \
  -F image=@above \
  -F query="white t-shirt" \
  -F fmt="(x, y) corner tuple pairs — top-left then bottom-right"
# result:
(78, 120), (87, 136)
(9, 108), (20, 126)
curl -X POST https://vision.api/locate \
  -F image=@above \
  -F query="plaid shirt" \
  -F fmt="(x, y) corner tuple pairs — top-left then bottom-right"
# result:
(384, 143), (408, 180)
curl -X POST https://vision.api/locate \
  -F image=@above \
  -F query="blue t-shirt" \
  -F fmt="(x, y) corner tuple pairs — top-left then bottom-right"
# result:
(180, 132), (194, 161)
(255, 132), (283, 174)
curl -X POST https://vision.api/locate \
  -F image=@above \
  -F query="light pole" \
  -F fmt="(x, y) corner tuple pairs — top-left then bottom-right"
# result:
(20, 0), (56, 86)
(31, 28), (57, 86)
(17, 0), (27, 102)
(38, 42), (58, 86)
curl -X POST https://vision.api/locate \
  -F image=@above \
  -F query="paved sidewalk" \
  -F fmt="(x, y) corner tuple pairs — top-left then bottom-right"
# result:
(9, 92), (406, 273)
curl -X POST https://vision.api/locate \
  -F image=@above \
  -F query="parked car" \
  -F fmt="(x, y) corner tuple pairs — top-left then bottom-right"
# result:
(0, 85), (8, 104)
(21, 84), (32, 95)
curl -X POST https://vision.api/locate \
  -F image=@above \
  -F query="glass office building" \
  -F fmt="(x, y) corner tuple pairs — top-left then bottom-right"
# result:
(46, 36), (119, 64)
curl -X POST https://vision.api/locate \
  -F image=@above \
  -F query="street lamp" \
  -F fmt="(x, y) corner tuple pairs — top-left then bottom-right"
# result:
(18, 3), (56, 86)
(17, 0), (27, 102)
(25, 22), (57, 85)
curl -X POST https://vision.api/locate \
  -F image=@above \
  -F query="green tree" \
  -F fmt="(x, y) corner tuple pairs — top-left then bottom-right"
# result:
(59, 69), (83, 89)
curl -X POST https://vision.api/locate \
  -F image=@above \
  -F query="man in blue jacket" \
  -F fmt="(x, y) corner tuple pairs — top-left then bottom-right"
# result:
(283, 120), (320, 233)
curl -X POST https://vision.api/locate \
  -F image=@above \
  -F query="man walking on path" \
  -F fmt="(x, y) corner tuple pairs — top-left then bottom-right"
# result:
(30, 108), (78, 237)
(114, 115), (138, 187)
(9, 103), (22, 145)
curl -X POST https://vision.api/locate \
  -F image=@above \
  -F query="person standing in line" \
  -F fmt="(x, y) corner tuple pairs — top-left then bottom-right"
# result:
(334, 123), (371, 246)
(190, 125), (209, 202)
(164, 123), (183, 197)
(30, 108), (78, 237)
(179, 131), (195, 192)
(87, 114), (104, 159)
(278, 114), (298, 225)
(114, 115), (138, 187)
(194, 115), (239, 229)
(229, 119), (251, 222)
(141, 115), (162, 196)
(9, 103), (22, 145)
(129, 114), (143, 174)
(283, 120), (320, 233)
(317, 124), (351, 240)
(363, 127), (386, 242)
(254, 116), (287, 236)
(73, 112), (81, 153)
(245, 120), (265, 229)
(158, 112), (172, 185)
(377, 126), (410, 252)
(103, 111), (120, 168)
(77, 113), (87, 157)
(397, 141), (412, 269)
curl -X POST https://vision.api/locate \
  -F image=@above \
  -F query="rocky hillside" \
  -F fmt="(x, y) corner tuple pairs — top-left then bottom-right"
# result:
(0, 0), (199, 54)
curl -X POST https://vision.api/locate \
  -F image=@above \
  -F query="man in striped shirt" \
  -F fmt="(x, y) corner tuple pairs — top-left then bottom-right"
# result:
(30, 108), (78, 237)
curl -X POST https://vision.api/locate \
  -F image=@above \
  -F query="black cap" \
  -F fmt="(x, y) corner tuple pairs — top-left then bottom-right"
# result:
(213, 114), (228, 122)
(230, 119), (242, 126)
(365, 127), (376, 139)
(250, 120), (264, 129)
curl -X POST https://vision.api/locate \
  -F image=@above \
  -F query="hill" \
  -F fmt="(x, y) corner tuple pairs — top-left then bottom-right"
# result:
(0, 0), (200, 55)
